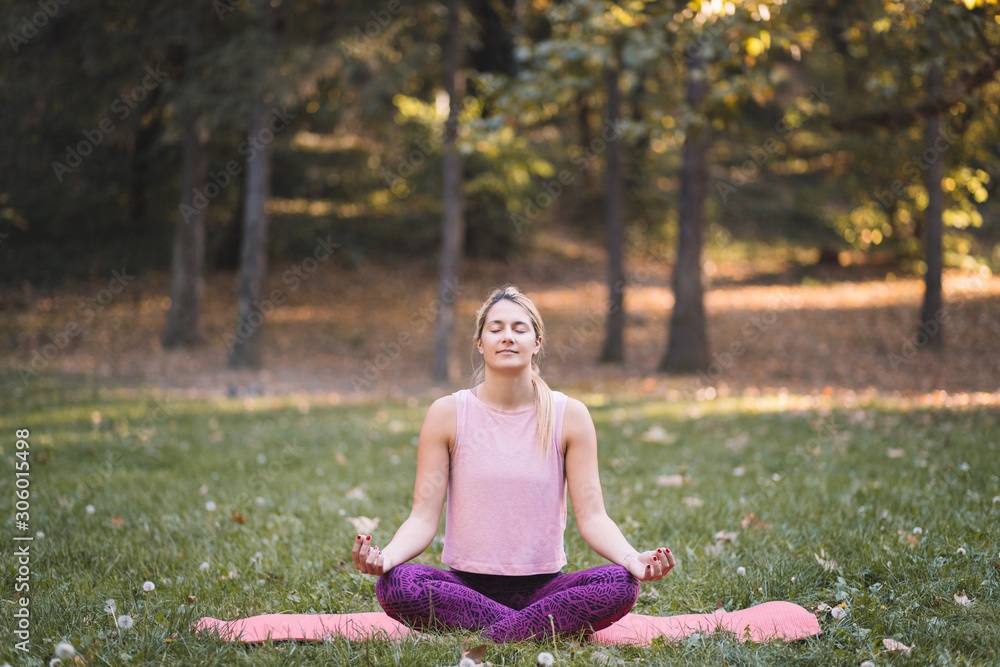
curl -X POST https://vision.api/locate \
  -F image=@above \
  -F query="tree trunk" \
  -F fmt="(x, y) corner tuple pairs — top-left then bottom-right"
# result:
(227, 97), (273, 369)
(212, 172), (245, 271)
(161, 1), (205, 349)
(600, 46), (625, 363)
(432, 0), (465, 383)
(919, 44), (944, 351)
(660, 51), (710, 374)
(161, 114), (207, 348)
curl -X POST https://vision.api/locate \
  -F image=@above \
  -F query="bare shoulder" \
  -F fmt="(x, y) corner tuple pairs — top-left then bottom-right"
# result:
(426, 394), (457, 420)
(562, 396), (596, 449)
(421, 394), (457, 444)
(564, 396), (594, 424)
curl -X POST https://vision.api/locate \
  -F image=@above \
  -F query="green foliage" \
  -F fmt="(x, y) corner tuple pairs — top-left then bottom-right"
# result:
(2, 0), (1000, 284)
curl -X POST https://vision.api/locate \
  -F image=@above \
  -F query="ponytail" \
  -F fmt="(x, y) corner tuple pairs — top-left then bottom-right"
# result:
(531, 370), (555, 460)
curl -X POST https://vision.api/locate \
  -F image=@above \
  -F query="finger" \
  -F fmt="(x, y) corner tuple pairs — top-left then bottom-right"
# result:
(359, 535), (373, 571)
(352, 534), (363, 569)
(656, 548), (674, 574)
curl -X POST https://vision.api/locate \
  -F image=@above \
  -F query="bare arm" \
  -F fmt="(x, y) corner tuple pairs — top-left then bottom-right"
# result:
(564, 398), (675, 581)
(353, 395), (454, 576)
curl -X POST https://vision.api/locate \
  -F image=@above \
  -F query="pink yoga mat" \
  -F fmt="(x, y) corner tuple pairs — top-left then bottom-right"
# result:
(191, 601), (821, 646)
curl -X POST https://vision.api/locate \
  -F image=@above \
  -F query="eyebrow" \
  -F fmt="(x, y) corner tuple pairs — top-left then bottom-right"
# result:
(486, 319), (531, 327)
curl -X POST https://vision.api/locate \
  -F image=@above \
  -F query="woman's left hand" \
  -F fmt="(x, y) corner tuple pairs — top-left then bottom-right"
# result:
(624, 548), (675, 581)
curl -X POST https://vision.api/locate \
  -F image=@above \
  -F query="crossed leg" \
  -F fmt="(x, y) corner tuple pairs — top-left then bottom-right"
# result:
(376, 564), (639, 642)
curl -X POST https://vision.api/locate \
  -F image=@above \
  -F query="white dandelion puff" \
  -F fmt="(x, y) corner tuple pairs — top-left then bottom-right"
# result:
(459, 659), (476, 667)
(142, 581), (155, 592)
(86, 505), (96, 514)
(200, 561), (211, 572)
(737, 566), (747, 576)
(205, 500), (217, 512)
(537, 652), (555, 666)
(957, 547), (966, 556)
(117, 614), (135, 630)
(912, 527), (922, 535)
(54, 642), (76, 659)
(104, 599), (117, 614)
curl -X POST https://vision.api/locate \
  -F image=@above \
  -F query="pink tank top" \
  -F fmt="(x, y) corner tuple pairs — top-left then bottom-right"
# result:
(441, 386), (569, 575)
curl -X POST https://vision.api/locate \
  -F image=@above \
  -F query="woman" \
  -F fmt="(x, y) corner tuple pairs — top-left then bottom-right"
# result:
(351, 284), (675, 641)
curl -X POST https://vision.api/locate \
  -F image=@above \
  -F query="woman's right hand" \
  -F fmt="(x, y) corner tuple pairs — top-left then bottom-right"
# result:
(352, 534), (393, 576)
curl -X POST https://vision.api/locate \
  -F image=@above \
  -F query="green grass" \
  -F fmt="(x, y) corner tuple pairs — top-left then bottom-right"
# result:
(2, 374), (999, 666)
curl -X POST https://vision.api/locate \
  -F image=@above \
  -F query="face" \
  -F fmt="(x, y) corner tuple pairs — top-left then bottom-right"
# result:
(477, 298), (541, 370)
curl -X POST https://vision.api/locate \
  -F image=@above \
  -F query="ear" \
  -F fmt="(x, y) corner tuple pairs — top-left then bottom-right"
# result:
(533, 336), (542, 355)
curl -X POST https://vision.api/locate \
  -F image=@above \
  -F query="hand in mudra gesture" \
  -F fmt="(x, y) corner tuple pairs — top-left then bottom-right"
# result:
(352, 534), (393, 576)
(624, 548), (675, 581)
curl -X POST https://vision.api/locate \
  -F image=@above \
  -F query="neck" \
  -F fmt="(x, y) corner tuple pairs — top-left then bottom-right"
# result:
(478, 369), (535, 411)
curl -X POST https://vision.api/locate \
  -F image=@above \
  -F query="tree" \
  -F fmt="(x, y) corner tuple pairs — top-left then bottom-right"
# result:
(920, 35), (945, 350)
(827, 0), (1000, 352)
(660, 49), (710, 373)
(227, 3), (277, 369)
(600, 35), (626, 363)
(432, 0), (466, 383)
(163, 1), (208, 349)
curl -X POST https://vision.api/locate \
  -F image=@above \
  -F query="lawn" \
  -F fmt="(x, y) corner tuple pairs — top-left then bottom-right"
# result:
(2, 374), (998, 666)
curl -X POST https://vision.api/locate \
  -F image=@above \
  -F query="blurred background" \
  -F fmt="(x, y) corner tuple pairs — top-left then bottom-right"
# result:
(2, 0), (998, 399)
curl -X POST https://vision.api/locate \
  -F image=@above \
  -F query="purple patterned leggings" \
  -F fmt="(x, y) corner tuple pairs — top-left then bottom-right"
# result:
(375, 564), (639, 642)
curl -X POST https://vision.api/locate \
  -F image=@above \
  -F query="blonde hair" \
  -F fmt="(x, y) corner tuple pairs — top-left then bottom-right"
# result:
(471, 284), (555, 459)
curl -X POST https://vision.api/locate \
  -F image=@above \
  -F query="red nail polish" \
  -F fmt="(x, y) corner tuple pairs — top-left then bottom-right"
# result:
(366, 535), (370, 540)
(653, 557), (657, 561)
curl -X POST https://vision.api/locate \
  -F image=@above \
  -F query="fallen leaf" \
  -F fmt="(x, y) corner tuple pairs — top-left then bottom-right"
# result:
(460, 638), (492, 666)
(725, 433), (749, 451)
(642, 425), (677, 444)
(345, 486), (366, 500)
(740, 513), (767, 531)
(813, 603), (832, 615)
(682, 496), (704, 507)
(954, 591), (975, 607)
(830, 605), (848, 620)
(715, 530), (739, 543)
(655, 474), (690, 487)
(230, 511), (245, 524)
(886, 448), (905, 458)
(110, 517), (124, 528)
(882, 638), (912, 654)
(346, 516), (380, 533)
